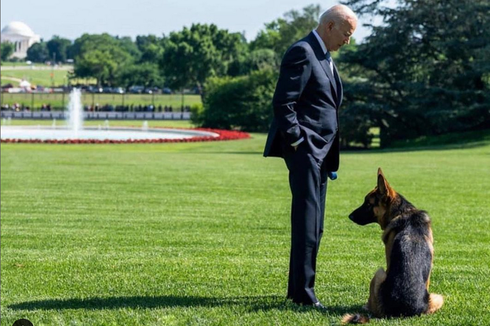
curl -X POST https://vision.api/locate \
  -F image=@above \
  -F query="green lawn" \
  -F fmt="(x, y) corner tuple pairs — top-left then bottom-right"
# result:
(1, 124), (489, 326)
(1, 65), (201, 110)
(1, 93), (202, 111)
(1, 66), (76, 87)
(1, 62), (32, 67)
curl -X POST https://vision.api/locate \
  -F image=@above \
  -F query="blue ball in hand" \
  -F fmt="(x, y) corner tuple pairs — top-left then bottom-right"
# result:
(327, 171), (338, 180)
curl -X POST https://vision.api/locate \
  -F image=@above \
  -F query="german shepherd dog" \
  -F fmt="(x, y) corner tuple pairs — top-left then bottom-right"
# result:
(342, 168), (443, 324)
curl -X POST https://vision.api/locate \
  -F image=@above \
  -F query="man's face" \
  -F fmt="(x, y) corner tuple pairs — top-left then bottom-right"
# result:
(326, 18), (357, 52)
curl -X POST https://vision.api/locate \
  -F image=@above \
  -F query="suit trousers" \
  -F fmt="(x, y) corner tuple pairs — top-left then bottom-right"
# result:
(284, 144), (328, 305)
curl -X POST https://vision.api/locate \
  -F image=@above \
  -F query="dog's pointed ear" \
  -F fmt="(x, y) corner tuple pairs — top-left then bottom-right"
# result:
(377, 168), (392, 196)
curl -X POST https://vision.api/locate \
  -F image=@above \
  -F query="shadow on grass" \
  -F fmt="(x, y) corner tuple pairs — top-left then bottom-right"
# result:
(343, 142), (489, 154)
(180, 151), (264, 155)
(9, 295), (362, 315)
(344, 129), (490, 154)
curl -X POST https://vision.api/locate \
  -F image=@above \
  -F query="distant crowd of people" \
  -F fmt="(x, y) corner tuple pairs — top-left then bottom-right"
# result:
(1, 103), (31, 111)
(1, 103), (191, 113)
(85, 104), (190, 113)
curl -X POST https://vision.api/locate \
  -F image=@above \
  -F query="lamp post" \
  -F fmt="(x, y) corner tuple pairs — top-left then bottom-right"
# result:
(50, 53), (56, 88)
(181, 88), (184, 119)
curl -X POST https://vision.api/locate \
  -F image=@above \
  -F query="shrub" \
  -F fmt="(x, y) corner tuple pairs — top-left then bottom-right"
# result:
(198, 69), (277, 132)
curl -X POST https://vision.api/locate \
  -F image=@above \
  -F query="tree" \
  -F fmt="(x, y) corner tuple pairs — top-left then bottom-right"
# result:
(1, 41), (14, 61)
(250, 5), (322, 57)
(46, 36), (72, 63)
(340, 0), (490, 147)
(159, 23), (246, 99)
(117, 62), (163, 88)
(75, 49), (117, 87)
(72, 34), (134, 86)
(26, 42), (49, 63)
(115, 36), (141, 61)
(197, 68), (277, 131)
(135, 35), (163, 63)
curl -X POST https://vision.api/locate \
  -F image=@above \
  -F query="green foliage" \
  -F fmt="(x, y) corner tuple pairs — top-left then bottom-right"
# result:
(190, 103), (204, 125)
(72, 34), (135, 86)
(26, 42), (49, 63)
(340, 0), (490, 147)
(159, 24), (246, 96)
(135, 35), (163, 63)
(250, 5), (322, 57)
(115, 35), (142, 61)
(1, 41), (15, 61)
(199, 69), (277, 131)
(75, 49), (118, 86)
(244, 49), (279, 75)
(117, 62), (163, 88)
(339, 103), (375, 148)
(226, 48), (279, 77)
(46, 36), (72, 63)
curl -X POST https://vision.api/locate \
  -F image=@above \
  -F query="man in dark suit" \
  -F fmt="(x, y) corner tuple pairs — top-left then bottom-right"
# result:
(263, 5), (357, 308)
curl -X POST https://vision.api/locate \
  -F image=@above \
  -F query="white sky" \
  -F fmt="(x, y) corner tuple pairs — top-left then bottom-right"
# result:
(1, 0), (379, 43)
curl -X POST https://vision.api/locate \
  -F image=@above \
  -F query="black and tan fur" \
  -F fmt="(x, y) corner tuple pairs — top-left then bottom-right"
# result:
(342, 168), (443, 324)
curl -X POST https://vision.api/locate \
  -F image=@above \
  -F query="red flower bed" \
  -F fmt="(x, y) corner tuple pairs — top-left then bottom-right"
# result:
(1, 127), (250, 144)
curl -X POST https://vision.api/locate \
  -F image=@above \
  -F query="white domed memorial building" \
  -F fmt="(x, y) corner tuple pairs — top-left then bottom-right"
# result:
(1, 21), (41, 59)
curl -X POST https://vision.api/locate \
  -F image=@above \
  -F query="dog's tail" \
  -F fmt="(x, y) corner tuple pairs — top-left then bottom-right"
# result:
(341, 313), (370, 324)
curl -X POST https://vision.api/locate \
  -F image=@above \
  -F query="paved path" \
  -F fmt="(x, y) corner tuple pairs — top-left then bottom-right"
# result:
(1, 76), (23, 82)
(1, 65), (73, 71)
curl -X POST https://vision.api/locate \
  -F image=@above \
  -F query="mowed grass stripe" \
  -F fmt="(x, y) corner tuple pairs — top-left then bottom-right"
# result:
(1, 128), (490, 325)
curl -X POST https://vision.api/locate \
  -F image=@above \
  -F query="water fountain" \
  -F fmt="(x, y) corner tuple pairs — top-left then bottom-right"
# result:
(1, 89), (221, 143)
(67, 89), (83, 136)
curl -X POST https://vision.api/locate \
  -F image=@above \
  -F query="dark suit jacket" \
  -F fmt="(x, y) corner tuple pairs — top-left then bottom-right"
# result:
(263, 32), (342, 172)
